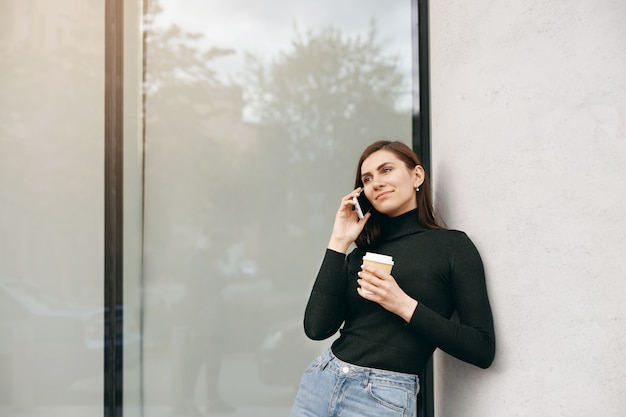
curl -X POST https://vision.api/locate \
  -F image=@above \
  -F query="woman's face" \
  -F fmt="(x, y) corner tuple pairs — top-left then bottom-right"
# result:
(360, 149), (424, 218)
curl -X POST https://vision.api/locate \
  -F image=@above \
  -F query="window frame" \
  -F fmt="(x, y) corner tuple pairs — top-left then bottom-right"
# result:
(103, 1), (433, 416)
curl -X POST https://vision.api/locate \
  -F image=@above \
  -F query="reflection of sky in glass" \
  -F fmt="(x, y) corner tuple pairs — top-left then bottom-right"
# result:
(156, 0), (413, 112)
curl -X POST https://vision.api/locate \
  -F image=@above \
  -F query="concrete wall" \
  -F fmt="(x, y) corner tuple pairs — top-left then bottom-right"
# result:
(429, 1), (626, 416)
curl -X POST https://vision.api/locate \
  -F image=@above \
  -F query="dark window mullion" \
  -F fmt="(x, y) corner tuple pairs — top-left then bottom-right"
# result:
(412, 1), (434, 417)
(413, 0), (432, 178)
(104, 0), (124, 416)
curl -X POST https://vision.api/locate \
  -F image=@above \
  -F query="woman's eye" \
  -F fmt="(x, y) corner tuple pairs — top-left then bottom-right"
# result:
(383, 167), (393, 173)
(363, 177), (372, 183)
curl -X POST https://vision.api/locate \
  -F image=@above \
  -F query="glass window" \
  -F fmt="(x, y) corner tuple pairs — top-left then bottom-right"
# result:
(138, 0), (414, 415)
(0, 1), (105, 416)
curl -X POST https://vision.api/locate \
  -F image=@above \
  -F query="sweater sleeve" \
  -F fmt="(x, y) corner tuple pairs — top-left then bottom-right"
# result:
(408, 232), (496, 368)
(303, 249), (349, 340)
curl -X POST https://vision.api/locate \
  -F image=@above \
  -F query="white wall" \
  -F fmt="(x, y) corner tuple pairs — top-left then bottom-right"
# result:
(429, 1), (626, 416)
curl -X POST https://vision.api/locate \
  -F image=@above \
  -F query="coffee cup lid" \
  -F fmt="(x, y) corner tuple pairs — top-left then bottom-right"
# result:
(362, 252), (394, 265)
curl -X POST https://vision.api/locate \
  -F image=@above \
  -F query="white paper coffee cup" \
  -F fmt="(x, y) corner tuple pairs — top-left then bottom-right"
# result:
(362, 252), (394, 273)
(360, 252), (394, 294)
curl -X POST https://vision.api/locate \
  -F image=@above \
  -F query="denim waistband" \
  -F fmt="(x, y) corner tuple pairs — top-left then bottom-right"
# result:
(321, 348), (419, 389)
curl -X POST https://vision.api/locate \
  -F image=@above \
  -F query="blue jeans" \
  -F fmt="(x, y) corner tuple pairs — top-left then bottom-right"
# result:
(290, 348), (419, 417)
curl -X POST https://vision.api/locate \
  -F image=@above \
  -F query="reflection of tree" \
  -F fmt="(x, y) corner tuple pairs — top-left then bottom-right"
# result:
(144, 0), (249, 247)
(144, 1), (234, 93)
(144, 3), (255, 411)
(245, 23), (411, 288)
(143, 4), (410, 290)
(245, 22), (409, 168)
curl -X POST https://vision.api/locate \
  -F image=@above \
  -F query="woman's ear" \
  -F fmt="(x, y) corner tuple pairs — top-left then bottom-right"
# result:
(414, 165), (425, 189)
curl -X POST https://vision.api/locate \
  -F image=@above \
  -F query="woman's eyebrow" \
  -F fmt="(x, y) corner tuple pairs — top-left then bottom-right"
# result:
(361, 162), (394, 178)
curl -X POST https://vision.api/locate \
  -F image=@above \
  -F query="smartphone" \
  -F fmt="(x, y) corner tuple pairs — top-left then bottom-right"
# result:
(352, 192), (373, 219)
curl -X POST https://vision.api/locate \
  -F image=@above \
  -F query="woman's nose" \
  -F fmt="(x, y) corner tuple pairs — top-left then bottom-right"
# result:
(372, 177), (385, 189)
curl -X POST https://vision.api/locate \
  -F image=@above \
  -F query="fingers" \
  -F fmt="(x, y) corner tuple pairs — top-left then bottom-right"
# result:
(341, 187), (361, 200)
(357, 287), (375, 296)
(344, 188), (361, 205)
(357, 275), (383, 298)
(357, 266), (389, 295)
(342, 188), (363, 204)
(338, 188), (369, 223)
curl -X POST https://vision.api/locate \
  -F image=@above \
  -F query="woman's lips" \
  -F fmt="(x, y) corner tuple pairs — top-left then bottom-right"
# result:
(375, 191), (392, 200)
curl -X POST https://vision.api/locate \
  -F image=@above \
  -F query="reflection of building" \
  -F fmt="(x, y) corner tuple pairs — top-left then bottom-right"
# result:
(0, 0), (104, 303)
(0, 0), (100, 54)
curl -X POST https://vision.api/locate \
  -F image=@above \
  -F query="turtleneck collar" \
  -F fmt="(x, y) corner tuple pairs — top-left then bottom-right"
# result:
(379, 208), (428, 242)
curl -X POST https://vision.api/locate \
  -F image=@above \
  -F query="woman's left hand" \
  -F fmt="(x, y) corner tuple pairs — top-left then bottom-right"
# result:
(357, 264), (418, 323)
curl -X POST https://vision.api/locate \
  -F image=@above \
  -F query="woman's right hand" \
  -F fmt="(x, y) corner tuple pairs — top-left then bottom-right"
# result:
(327, 188), (371, 253)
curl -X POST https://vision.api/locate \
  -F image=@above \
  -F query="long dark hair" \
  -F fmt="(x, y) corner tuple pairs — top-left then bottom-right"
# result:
(354, 140), (445, 248)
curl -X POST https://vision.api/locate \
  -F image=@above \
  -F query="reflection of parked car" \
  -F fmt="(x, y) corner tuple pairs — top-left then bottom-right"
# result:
(256, 319), (329, 387)
(0, 280), (139, 402)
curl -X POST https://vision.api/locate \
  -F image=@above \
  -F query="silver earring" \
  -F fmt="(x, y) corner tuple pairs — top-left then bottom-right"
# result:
(416, 186), (420, 192)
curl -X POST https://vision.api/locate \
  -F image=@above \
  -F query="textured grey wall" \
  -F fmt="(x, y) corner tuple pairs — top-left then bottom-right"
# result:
(429, 0), (626, 415)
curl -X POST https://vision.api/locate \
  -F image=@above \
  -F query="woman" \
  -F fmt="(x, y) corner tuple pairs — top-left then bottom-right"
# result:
(290, 140), (495, 417)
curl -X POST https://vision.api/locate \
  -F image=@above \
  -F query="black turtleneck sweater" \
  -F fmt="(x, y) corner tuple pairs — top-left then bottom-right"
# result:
(303, 209), (495, 374)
